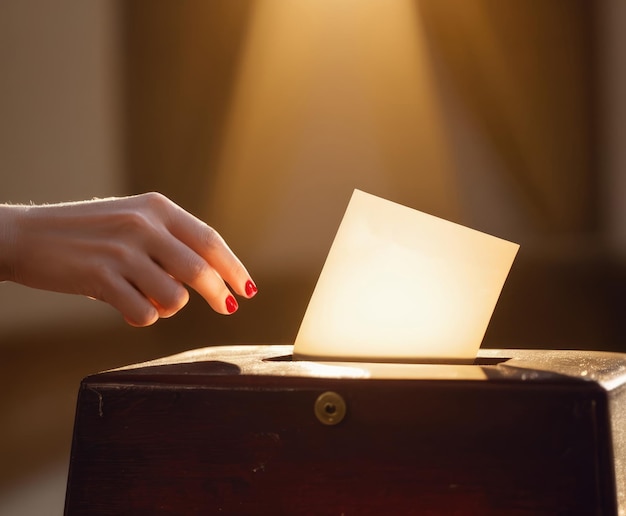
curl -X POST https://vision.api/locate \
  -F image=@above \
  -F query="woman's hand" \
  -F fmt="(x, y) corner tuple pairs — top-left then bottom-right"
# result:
(0, 192), (257, 326)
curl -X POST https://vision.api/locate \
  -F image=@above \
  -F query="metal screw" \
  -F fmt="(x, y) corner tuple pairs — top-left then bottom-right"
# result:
(314, 391), (346, 426)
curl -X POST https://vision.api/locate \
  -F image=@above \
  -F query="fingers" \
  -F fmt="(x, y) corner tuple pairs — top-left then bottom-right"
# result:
(98, 274), (160, 327)
(147, 233), (245, 315)
(106, 201), (255, 322)
(109, 194), (257, 321)
(160, 200), (258, 303)
(127, 258), (190, 319)
(85, 257), (185, 327)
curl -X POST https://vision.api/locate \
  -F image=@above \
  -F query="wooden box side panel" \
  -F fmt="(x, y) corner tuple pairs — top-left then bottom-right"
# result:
(65, 379), (614, 516)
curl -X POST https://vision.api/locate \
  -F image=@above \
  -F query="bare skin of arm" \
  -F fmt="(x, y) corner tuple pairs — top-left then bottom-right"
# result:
(0, 192), (257, 327)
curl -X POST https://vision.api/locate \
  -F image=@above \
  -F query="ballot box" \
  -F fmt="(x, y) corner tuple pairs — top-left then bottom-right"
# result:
(64, 345), (626, 515)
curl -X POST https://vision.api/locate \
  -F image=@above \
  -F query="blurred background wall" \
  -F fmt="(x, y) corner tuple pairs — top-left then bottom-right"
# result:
(1, 0), (625, 514)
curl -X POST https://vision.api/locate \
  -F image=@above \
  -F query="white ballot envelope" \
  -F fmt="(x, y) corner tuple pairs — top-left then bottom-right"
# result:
(294, 189), (520, 363)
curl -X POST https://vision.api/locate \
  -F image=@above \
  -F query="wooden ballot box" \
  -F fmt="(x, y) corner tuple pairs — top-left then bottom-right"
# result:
(64, 346), (626, 515)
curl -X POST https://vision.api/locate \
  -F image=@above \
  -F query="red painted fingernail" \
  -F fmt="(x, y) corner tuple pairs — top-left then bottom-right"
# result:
(245, 280), (258, 297)
(225, 295), (238, 314)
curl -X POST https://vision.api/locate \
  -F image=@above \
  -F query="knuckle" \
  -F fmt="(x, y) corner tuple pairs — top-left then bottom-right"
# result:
(140, 193), (175, 226)
(133, 192), (176, 232)
(118, 210), (153, 234)
(102, 241), (134, 269)
(141, 191), (170, 211)
(202, 225), (221, 249)
(186, 255), (210, 283)
(89, 261), (117, 291)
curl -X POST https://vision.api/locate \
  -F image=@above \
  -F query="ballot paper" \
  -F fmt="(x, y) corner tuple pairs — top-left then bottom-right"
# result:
(293, 190), (519, 363)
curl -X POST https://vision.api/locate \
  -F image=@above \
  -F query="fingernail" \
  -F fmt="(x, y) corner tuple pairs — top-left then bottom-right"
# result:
(245, 280), (258, 298)
(225, 295), (238, 314)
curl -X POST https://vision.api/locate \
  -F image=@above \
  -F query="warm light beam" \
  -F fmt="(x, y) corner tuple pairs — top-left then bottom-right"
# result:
(207, 0), (459, 276)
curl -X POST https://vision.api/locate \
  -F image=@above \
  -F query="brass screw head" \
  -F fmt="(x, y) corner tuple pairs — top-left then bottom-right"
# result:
(314, 391), (346, 426)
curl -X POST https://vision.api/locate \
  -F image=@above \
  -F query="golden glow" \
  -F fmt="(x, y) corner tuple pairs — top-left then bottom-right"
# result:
(294, 190), (519, 362)
(207, 0), (459, 275)
(113, 344), (487, 381)
(303, 362), (487, 380)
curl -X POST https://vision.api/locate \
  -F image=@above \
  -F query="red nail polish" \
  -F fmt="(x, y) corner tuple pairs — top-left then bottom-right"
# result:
(225, 295), (238, 314)
(245, 280), (258, 297)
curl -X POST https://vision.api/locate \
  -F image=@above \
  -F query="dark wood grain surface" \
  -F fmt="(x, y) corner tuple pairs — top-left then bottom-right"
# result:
(65, 357), (616, 515)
